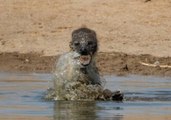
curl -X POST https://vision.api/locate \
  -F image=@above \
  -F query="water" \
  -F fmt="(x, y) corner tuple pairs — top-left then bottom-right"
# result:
(0, 72), (171, 120)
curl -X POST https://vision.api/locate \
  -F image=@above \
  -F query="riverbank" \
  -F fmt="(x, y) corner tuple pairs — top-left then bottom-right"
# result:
(0, 52), (171, 76)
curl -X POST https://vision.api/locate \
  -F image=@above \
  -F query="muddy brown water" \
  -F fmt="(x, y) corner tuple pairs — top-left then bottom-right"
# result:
(0, 72), (171, 120)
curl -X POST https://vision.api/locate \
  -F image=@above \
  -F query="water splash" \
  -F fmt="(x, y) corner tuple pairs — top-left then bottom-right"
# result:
(46, 51), (109, 101)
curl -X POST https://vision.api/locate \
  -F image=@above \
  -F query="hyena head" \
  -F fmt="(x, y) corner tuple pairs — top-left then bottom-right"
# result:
(70, 27), (98, 66)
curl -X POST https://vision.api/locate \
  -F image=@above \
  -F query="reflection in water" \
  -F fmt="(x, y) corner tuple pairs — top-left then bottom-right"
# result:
(53, 101), (97, 120)
(53, 101), (123, 120)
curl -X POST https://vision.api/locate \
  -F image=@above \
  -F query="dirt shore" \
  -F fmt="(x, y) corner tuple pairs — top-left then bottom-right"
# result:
(0, 0), (171, 76)
(0, 52), (171, 77)
(0, 0), (171, 57)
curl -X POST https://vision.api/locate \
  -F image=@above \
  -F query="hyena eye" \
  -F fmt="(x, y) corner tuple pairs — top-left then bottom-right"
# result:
(88, 41), (93, 45)
(74, 41), (80, 46)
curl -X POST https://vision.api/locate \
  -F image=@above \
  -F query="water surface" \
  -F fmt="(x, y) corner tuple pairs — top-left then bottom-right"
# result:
(0, 72), (171, 120)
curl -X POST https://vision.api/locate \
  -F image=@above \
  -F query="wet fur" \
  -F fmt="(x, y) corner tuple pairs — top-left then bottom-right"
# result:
(53, 28), (102, 100)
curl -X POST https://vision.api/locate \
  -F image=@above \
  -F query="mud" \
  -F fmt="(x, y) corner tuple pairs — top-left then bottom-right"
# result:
(0, 52), (171, 76)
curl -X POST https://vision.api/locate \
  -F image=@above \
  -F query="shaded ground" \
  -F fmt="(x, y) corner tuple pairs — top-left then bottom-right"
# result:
(0, 52), (171, 77)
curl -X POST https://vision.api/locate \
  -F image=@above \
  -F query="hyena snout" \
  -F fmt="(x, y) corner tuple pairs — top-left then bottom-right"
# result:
(79, 44), (90, 55)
